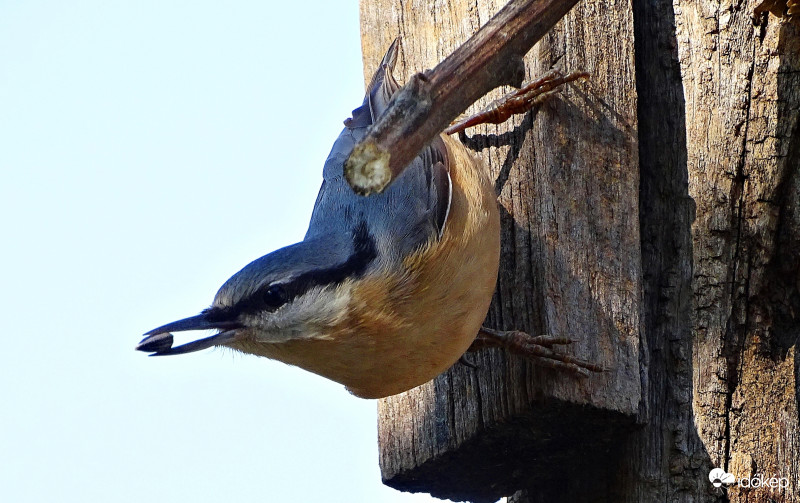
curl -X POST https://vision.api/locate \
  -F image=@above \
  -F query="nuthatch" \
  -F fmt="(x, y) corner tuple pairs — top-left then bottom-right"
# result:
(138, 39), (599, 398)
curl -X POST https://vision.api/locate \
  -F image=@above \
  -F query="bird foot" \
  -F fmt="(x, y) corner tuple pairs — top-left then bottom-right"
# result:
(445, 70), (589, 135)
(468, 326), (606, 377)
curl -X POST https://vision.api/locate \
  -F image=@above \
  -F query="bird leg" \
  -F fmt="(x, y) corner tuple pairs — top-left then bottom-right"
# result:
(445, 70), (589, 135)
(468, 326), (606, 377)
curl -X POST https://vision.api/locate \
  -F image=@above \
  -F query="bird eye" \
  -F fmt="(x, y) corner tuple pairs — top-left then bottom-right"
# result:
(262, 284), (287, 309)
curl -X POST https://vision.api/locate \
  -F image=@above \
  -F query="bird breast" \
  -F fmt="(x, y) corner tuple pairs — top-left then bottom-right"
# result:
(230, 135), (500, 398)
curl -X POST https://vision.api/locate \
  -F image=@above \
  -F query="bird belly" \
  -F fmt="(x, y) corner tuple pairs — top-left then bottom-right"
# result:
(230, 136), (500, 398)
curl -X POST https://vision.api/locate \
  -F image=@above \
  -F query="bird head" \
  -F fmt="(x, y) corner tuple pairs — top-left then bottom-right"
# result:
(137, 226), (377, 356)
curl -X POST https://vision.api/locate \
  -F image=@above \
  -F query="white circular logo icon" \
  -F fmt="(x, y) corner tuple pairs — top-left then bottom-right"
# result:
(709, 468), (735, 487)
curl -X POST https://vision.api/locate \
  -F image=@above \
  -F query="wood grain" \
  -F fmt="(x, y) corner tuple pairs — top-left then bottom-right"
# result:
(361, 0), (642, 500)
(675, 3), (800, 501)
(360, 0), (800, 501)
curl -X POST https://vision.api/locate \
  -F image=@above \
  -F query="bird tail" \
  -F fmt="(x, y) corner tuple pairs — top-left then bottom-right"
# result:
(367, 37), (402, 121)
(344, 37), (402, 128)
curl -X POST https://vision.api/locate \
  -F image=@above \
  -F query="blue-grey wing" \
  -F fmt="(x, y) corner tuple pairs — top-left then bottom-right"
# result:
(304, 39), (451, 265)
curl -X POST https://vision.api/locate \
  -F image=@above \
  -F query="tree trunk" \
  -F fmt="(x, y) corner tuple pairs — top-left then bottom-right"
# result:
(359, 1), (800, 501)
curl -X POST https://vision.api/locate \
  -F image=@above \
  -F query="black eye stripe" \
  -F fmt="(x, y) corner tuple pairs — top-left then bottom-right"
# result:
(204, 222), (377, 322)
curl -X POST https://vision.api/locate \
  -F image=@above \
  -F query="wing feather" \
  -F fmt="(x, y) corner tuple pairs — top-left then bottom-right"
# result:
(306, 38), (452, 265)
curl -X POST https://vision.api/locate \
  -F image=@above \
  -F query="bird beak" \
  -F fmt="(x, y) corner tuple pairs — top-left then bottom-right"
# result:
(136, 313), (242, 356)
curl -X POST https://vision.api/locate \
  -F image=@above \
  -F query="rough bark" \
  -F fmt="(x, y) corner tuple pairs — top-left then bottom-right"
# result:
(675, 2), (800, 502)
(363, 0), (641, 501)
(360, 0), (800, 501)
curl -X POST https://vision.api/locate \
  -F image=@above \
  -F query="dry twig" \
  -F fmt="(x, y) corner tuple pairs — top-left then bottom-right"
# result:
(343, 0), (582, 195)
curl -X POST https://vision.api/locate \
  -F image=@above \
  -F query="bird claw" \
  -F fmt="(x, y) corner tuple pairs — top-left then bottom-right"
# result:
(445, 70), (589, 135)
(468, 326), (607, 377)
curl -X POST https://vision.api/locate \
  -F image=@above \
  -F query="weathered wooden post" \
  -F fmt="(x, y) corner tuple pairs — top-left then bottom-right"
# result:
(360, 0), (800, 501)
(361, 0), (642, 500)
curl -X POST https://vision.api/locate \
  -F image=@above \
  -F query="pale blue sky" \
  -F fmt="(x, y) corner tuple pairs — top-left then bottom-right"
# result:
(0, 2), (442, 501)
